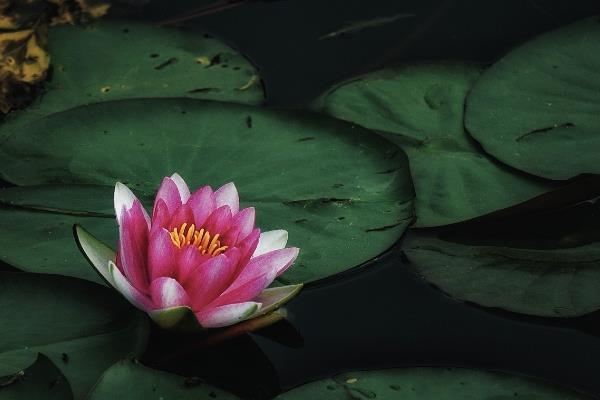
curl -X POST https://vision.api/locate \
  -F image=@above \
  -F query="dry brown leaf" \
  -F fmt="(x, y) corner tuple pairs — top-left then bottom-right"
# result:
(0, 0), (109, 113)
(48, 0), (110, 26)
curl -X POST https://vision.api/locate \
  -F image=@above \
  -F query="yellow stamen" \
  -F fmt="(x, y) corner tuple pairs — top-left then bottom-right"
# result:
(185, 223), (195, 244)
(213, 246), (227, 256)
(201, 231), (210, 251)
(193, 229), (204, 247)
(179, 223), (187, 244)
(209, 233), (220, 248)
(170, 228), (181, 248)
(168, 223), (228, 256)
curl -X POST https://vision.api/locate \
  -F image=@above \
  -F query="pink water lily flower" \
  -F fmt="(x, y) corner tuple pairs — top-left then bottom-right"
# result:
(75, 173), (302, 329)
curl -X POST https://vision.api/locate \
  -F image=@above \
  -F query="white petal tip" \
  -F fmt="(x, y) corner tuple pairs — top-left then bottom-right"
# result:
(114, 182), (136, 220)
(168, 173), (191, 203)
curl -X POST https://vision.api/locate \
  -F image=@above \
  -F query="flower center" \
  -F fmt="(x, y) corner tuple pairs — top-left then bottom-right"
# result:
(169, 223), (228, 256)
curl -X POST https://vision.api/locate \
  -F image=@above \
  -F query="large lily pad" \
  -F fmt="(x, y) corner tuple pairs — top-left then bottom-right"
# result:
(0, 272), (149, 399)
(312, 64), (557, 227)
(275, 368), (591, 399)
(0, 185), (119, 284)
(0, 99), (414, 284)
(404, 199), (600, 317)
(0, 354), (72, 400)
(88, 360), (240, 400)
(464, 17), (600, 180)
(0, 19), (263, 140)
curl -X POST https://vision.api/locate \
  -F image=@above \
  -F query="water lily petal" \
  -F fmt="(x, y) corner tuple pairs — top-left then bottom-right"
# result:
(119, 201), (150, 294)
(149, 306), (194, 329)
(114, 182), (149, 226)
(224, 247), (241, 270)
(208, 272), (270, 308)
(153, 176), (182, 215)
(148, 228), (177, 280)
(150, 277), (191, 309)
(114, 248), (124, 274)
(168, 203), (195, 230)
(233, 247), (299, 289)
(108, 261), (152, 311)
(203, 205), (233, 234)
(236, 228), (261, 269)
(227, 207), (255, 245)
(215, 182), (239, 214)
(195, 301), (261, 328)
(175, 245), (210, 283)
(186, 254), (237, 310)
(128, 200), (151, 232)
(273, 247), (300, 277)
(169, 173), (191, 204)
(151, 199), (171, 232)
(252, 284), (303, 316)
(188, 186), (216, 227)
(254, 230), (288, 257)
(74, 225), (115, 285)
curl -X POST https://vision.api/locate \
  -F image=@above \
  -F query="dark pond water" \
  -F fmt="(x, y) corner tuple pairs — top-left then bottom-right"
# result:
(144, 242), (600, 399)
(125, 1), (600, 399)
(137, 0), (600, 107)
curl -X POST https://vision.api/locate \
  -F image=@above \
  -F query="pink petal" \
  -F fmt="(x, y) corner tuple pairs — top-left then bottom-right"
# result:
(150, 277), (191, 309)
(168, 204), (195, 230)
(108, 261), (152, 311)
(235, 228), (260, 277)
(203, 205), (233, 234)
(119, 201), (150, 294)
(153, 177), (182, 216)
(175, 245), (210, 283)
(148, 228), (177, 280)
(195, 301), (261, 328)
(169, 173), (191, 204)
(207, 272), (270, 308)
(215, 182), (239, 214)
(187, 186), (216, 227)
(274, 248), (300, 277)
(114, 248), (124, 274)
(224, 247), (241, 270)
(114, 182), (150, 227)
(151, 199), (171, 233)
(185, 254), (237, 311)
(225, 207), (255, 245)
(254, 230), (288, 257)
(232, 247), (299, 290)
(235, 228), (261, 272)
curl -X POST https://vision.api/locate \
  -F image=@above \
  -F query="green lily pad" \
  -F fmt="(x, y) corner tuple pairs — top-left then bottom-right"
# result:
(312, 64), (557, 227)
(464, 17), (600, 180)
(0, 272), (149, 399)
(403, 198), (600, 317)
(0, 354), (72, 400)
(0, 20), (263, 141)
(88, 359), (240, 400)
(275, 368), (591, 399)
(0, 185), (118, 284)
(0, 99), (414, 284)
